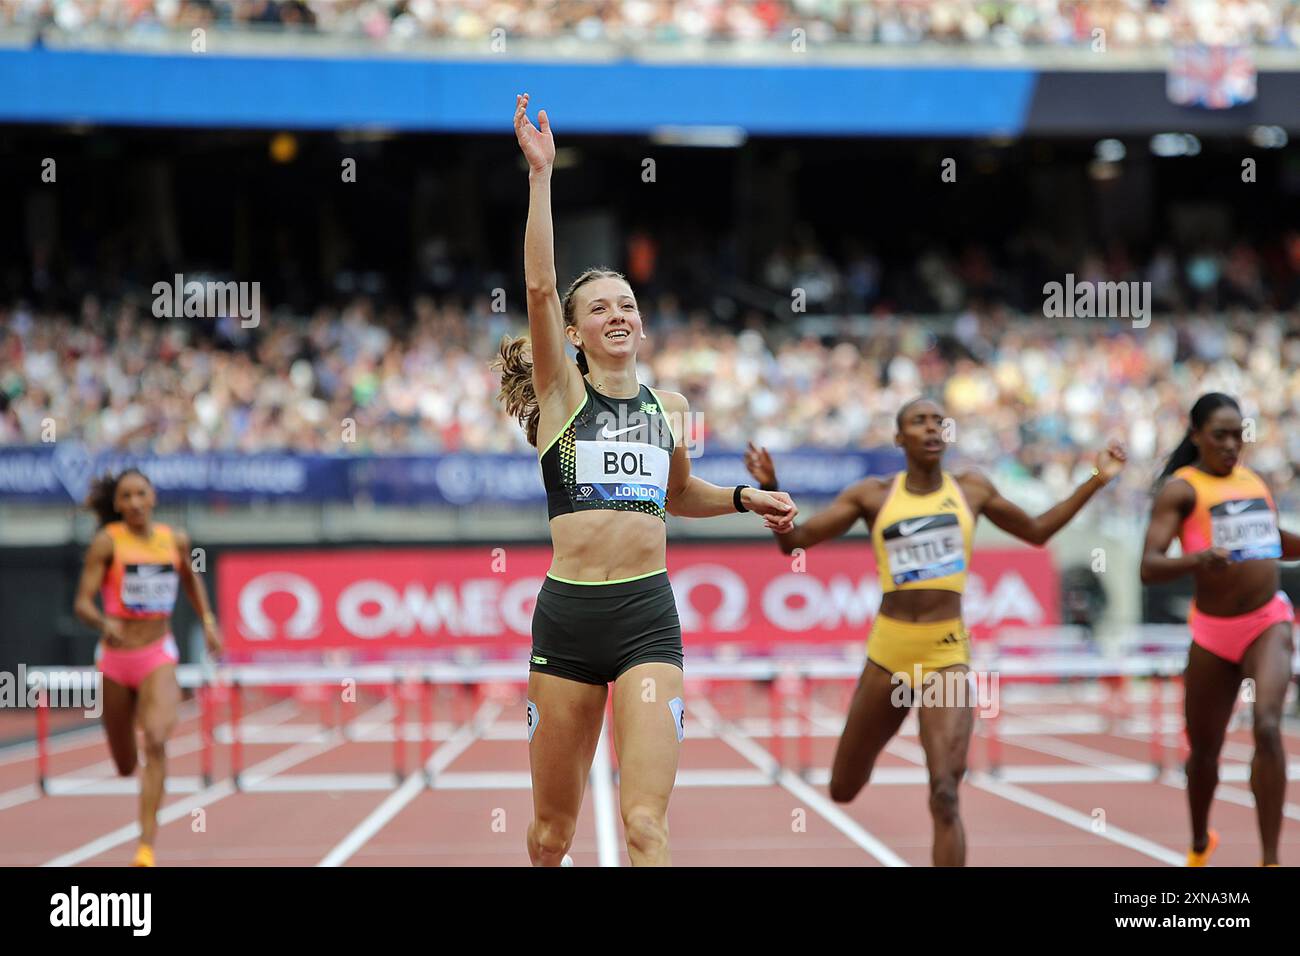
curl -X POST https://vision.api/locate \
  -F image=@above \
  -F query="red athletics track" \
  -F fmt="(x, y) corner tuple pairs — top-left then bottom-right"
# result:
(1, 680), (1298, 867)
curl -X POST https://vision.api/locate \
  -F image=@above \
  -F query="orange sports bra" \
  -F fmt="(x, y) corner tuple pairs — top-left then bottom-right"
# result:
(1173, 464), (1281, 562)
(100, 521), (182, 620)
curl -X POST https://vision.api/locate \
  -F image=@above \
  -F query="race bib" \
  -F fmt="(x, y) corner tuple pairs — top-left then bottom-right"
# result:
(121, 563), (180, 614)
(1210, 498), (1281, 562)
(574, 440), (670, 507)
(881, 513), (965, 585)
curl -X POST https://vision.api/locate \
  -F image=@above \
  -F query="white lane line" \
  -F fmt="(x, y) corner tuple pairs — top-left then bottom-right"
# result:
(246, 774), (397, 793)
(0, 698), (202, 764)
(692, 698), (907, 867)
(0, 784), (41, 811)
(590, 717), (621, 868)
(1006, 728), (1300, 823)
(317, 701), (499, 868)
(42, 781), (237, 868)
(0, 698), (301, 813)
(430, 769), (775, 790)
(0, 723), (109, 762)
(41, 700), (390, 867)
(45, 777), (203, 795)
(970, 775), (1187, 866)
(867, 717), (1185, 866)
(61, 699), (303, 791)
(433, 771), (532, 790)
(1198, 776), (1300, 819)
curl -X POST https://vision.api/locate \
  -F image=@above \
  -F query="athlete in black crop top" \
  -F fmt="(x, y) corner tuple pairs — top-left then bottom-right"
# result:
(498, 94), (798, 868)
(540, 378), (676, 520)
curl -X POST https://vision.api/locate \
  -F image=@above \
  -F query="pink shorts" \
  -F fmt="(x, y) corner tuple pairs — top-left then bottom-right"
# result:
(1189, 592), (1294, 665)
(96, 634), (180, 690)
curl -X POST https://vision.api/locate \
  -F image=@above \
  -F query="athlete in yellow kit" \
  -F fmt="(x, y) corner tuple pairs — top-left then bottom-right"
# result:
(746, 397), (1126, 865)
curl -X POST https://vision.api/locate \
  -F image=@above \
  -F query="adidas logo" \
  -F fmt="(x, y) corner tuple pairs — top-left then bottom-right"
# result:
(940, 497), (958, 510)
(939, 632), (961, 645)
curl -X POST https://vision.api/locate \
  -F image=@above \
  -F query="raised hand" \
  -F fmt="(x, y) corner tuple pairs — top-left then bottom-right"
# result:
(744, 488), (798, 533)
(744, 441), (777, 489)
(1096, 439), (1127, 483)
(514, 93), (555, 173)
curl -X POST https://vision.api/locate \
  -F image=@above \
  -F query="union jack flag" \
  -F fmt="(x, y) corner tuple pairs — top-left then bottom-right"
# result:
(1167, 44), (1257, 110)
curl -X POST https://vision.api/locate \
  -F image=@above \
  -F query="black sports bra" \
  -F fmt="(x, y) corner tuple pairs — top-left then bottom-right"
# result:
(538, 379), (676, 521)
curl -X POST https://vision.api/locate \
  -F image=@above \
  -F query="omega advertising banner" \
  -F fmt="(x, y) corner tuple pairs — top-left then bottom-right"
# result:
(216, 542), (1059, 657)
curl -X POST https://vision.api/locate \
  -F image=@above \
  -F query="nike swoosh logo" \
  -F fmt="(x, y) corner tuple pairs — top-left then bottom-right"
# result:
(599, 424), (642, 439)
(134, 566), (165, 576)
(1223, 500), (1253, 515)
(898, 518), (934, 536)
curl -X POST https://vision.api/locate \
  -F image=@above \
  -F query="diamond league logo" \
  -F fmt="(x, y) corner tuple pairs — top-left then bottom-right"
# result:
(434, 457), (477, 506)
(50, 442), (96, 502)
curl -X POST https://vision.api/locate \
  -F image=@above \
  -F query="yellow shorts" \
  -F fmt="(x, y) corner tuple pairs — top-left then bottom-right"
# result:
(866, 615), (970, 685)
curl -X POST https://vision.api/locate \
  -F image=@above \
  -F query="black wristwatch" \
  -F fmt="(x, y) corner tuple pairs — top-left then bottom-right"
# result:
(733, 484), (750, 513)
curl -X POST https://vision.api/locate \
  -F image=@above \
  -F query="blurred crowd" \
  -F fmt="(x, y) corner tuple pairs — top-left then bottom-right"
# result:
(755, 231), (1300, 317)
(7, 0), (1300, 48)
(3, 287), (1300, 513)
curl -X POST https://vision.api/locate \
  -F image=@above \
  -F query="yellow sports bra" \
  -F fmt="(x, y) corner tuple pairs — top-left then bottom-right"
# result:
(871, 471), (974, 594)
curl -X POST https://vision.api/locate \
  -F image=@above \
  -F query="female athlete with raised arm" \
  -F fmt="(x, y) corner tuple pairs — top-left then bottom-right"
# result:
(746, 397), (1124, 865)
(495, 94), (797, 867)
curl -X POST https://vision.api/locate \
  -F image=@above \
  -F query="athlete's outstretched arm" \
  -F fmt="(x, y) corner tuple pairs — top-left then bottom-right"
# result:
(659, 393), (795, 526)
(744, 443), (870, 554)
(1280, 529), (1300, 561)
(73, 530), (114, 634)
(969, 441), (1126, 546)
(514, 93), (573, 402)
(1260, 476), (1300, 561)
(175, 529), (222, 657)
(1139, 478), (1228, 582)
(768, 485), (869, 555)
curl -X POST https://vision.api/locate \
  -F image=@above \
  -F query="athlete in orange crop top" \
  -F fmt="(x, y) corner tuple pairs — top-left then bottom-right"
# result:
(1142, 393), (1300, 867)
(74, 469), (223, 867)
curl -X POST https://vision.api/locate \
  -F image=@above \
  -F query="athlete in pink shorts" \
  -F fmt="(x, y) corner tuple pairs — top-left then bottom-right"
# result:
(1142, 393), (1299, 867)
(73, 469), (223, 867)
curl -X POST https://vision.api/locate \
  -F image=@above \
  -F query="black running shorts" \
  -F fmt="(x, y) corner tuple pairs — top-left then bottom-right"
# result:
(529, 570), (684, 685)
